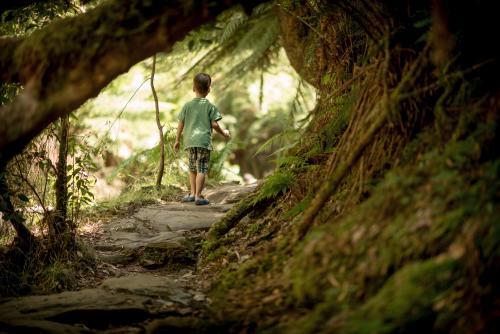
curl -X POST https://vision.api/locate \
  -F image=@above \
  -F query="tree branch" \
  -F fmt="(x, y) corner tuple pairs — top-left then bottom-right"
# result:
(0, 0), (263, 165)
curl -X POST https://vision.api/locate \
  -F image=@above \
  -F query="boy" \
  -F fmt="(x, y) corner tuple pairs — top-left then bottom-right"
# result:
(174, 73), (230, 205)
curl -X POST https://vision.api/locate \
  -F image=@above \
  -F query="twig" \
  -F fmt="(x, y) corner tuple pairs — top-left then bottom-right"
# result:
(14, 157), (48, 215)
(151, 54), (165, 188)
(95, 77), (151, 149)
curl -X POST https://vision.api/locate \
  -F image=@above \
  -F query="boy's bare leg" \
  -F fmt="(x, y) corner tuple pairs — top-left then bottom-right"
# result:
(195, 173), (206, 200)
(189, 171), (197, 196)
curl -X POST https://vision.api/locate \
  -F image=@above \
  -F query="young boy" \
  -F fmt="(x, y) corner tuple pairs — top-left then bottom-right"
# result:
(174, 73), (230, 205)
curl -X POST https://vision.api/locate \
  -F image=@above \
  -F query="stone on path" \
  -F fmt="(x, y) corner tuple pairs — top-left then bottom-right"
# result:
(94, 183), (257, 267)
(0, 274), (196, 333)
(0, 183), (257, 333)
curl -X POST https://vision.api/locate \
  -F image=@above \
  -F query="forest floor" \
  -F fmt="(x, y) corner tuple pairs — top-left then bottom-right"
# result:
(0, 183), (257, 333)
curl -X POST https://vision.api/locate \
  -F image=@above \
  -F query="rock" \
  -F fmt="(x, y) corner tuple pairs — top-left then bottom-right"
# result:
(139, 240), (197, 269)
(0, 288), (149, 330)
(145, 316), (205, 334)
(116, 221), (137, 232)
(192, 292), (205, 302)
(101, 274), (190, 301)
(0, 274), (195, 332)
(0, 319), (88, 334)
(98, 252), (135, 265)
(0, 184), (258, 332)
(204, 183), (256, 204)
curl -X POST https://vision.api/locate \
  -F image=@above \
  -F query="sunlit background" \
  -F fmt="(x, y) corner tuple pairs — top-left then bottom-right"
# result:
(76, 5), (316, 201)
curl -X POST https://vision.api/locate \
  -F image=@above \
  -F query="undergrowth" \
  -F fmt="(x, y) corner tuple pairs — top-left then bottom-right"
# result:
(0, 237), (96, 296)
(198, 1), (500, 329)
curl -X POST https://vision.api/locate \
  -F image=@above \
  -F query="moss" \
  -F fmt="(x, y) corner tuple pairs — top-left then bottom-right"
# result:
(330, 258), (459, 334)
(199, 3), (500, 331)
(274, 119), (500, 317)
(246, 222), (261, 235)
(207, 193), (257, 240)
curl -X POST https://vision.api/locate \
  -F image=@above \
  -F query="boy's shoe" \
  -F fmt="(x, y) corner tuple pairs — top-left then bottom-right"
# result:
(195, 198), (210, 206)
(181, 195), (195, 202)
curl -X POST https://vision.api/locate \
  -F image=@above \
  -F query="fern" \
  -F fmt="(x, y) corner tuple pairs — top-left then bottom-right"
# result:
(220, 15), (280, 86)
(219, 14), (248, 44)
(254, 128), (301, 157)
(209, 140), (234, 180)
(252, 170), (294, 205)
(251, 2), (275, 16)
(274, 155), (308, 169)
(164, 5), (280, 92)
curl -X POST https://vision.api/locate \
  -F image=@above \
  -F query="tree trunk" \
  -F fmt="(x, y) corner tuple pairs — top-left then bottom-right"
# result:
(151, 54), (165, 188)
(53, 114), (69, 238)
(0, 167), (35, 249)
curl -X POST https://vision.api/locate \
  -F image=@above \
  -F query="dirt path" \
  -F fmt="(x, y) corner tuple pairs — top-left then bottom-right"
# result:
(0, 183), (256, 333)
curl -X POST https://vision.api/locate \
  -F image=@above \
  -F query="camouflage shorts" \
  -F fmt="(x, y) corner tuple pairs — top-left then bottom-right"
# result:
(188, 147), (210, 174)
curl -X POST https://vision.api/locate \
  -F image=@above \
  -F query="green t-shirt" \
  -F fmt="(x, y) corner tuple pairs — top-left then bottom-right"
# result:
(178, 97), (222, 151)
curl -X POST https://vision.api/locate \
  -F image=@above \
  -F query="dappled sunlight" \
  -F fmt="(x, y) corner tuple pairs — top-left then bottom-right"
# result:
(77, 28), (316, 201)
(0, 0), (498, 332)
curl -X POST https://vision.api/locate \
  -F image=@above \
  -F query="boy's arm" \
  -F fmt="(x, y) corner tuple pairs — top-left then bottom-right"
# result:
(211, 121), (230, 139)
(174, 121), (184, 152)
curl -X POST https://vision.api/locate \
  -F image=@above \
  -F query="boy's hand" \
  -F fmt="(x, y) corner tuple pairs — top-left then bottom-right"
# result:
(174, 141), (180, 152)
(222, 129), (231, 139)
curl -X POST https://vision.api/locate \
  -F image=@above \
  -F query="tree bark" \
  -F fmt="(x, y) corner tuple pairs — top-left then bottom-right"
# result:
(151, 54), (165, 188)
(0, 0), (263, 166)
(53, 114), (69, 236)
(0, 168), (35, 248)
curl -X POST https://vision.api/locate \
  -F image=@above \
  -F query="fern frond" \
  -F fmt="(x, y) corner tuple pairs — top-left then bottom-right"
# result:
(251, 170), (294, 205)
(219, 14), (248, 44)
(253, 128), (300, 157)
(273, 155), (307, 169)
(251, 2), (275, 16)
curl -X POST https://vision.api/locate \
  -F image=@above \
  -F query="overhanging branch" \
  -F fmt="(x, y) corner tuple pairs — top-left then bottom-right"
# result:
(0, 0), (263, 164)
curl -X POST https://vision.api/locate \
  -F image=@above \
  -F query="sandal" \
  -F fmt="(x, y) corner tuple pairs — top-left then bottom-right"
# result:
(181, 194), (195, 202)
(195, 198), (210, 206)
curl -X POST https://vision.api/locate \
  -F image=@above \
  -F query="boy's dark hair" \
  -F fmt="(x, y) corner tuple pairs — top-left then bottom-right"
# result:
(193, 73), (211, 95)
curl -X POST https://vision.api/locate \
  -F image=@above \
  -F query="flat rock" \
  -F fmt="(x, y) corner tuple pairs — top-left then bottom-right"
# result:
(204, 183), (257, 204)
(0, 184), (259, 332)
(0, 274), (194, 331)
(140, 240), (196, 269)
(98, 252), (135, 265)
(134, 206), (228, 230)
(101, 274), (191, 302)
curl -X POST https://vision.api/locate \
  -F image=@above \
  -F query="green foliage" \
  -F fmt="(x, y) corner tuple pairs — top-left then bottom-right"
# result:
(340, 259), (457, 334)
(167, 2), (281, 91)
(0, 84), (20, 106)
(93, 183), (181, 215)
(36, 260), (77, 293)
(109, 130), (183, 186)
(209, 141), (234, 181)
(218, 12), (248, 44)
(290, 258), (458, 334)
(282, 195), (311, 219)
(254, 128), (301, 157)
(251, 170), (294, 205)
(67, 127), (98, 221)
(0, 0), (82, 36)
(274, 155), (308, 170)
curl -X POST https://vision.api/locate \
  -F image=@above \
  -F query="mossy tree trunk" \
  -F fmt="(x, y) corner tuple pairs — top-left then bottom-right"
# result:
(0, 167), (35, 249)
(53, 114), (72, 244)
